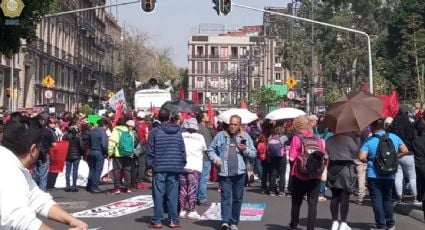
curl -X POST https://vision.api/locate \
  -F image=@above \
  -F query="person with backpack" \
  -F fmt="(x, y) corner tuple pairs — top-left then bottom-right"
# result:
(108, 118), (135, 194)
(62, 125), (84, 192)
(267, 124), (288, 197)
(288, 115), (327, 230)
(359, 118), (409, 230)
(326, 132), (360, 230)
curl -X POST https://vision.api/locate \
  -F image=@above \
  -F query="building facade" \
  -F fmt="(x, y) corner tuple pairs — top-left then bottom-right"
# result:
(187, 24), (284, 110)
(0, 0), (121, 114)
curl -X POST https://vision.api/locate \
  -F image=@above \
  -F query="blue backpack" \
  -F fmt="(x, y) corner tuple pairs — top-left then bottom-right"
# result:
(118, 129), (134, 157)
(267, 135), (284, 158)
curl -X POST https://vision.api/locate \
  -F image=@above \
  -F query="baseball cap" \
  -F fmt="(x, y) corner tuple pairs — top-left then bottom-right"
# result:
(126, 120), (135, 127)
(182, 118), (198, 131)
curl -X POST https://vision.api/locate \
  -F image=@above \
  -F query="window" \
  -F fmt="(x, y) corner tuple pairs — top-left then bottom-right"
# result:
(211, 93), (219, 104)
(195, 77), (204, 88)
(210, 46), (219, 57)
(230, 47), (238, 58)
(219, 77), (228, 89)
(220, 92), (229, 104)
(211, 62), (219, 74)
(209, 76), (219, 89)
(220, 47), (228, 58)
(196, 46), (204, 56)
(275, 73), (281, 82)
(254, 78), (261, 88)
(220, 62), (228, 73)
(196, 62), (204, 74)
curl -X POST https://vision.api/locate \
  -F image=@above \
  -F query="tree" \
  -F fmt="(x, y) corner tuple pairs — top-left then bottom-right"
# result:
(250, 86), (284, 107)
(0, 0), (58, 56)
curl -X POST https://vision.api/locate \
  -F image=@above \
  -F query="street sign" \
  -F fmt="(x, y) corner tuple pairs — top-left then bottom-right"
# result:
(44, 90), (53, 99)
(285, 77), (297, 89)
(0, 0), (25, 18)
(42, 75), (55, 88)
(287, 90), (296, 100)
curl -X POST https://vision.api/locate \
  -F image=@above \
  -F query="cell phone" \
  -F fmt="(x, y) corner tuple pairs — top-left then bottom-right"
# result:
(240, 139), (247, 145)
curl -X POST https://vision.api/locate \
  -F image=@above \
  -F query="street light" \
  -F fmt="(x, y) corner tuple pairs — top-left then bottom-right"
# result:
(232, 3), (374, 94)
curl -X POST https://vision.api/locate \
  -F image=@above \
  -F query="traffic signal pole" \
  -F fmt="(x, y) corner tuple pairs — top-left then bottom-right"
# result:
(232, 2), (374, 94)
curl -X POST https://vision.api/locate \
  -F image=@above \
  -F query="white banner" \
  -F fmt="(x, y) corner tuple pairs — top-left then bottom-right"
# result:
(73, 195), (154, 218)
(108, 89), (126, 110)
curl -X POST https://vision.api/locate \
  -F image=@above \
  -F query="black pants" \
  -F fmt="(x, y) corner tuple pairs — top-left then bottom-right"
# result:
(415, 166), (425, 220)
(330, 188), (350, 222)
(269, 156), (287, 192)
(112, 157), (132, 189)
(261, 160), (271, 190)
(290, 177), (320, 230)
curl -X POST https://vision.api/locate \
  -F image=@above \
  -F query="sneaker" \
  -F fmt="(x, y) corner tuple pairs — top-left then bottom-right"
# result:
(148, 223), (162, 228)
(387, 227), (396, 230)
(220, 223), (229, 230)
(111, 188), (121, 194)
(286, 193), (292, 198)
(126, 188), (132, 193)
(287, 223), (299, 230)
(318, 196), (327, 202)
(269, 192), (277, 197)
(187, 211), (201, 220)
(331, 221), (340, 230)
(278, 192), (285, 197)
(413, 200), (422, 206)
(169, 221), (181, 228)
(356, 199), (364, 205)
(339, 222), (352, 230)
(230, 224), (238, 230)
(179, 210), (187, 218)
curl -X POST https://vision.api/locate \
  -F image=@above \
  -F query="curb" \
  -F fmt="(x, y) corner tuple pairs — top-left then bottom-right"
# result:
(394, 204), (424, 223)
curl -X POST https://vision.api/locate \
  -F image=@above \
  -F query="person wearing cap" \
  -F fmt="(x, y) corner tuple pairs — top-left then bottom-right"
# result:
(107, 118), (135, 194)
(178, 118), (206, 220)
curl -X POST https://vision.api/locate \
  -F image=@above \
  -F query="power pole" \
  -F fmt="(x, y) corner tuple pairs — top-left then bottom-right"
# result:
(310, 0), (315, 114)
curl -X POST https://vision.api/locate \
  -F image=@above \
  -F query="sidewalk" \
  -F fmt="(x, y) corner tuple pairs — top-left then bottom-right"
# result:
(394, 202), (424, 223)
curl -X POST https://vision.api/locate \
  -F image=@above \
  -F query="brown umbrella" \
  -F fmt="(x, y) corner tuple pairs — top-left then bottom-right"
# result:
(322, 91), (384, 134)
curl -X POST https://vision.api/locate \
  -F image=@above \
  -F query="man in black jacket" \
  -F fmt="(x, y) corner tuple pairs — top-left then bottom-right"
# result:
(147, 108), (186, 228)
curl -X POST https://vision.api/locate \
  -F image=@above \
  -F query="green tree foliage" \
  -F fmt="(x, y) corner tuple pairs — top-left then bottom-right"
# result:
(78, 104), (93, 116)
(377, 0), (425, 102)
(0, 0), (58, 56)
(250, 86), (284, 107)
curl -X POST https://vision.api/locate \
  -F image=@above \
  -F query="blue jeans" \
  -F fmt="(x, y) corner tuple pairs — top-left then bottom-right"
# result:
(32, 156), (50, 191)
(88, 150), (105, 190)
(151, 172), (180, 225)
(219, 174), (246, 225)
(66, 160), (80, 187)
(368, 178), (395, 229)
(197, 160), (212, 204)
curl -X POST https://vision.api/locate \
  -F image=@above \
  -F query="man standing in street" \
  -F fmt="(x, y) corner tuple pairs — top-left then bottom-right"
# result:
(196, 111), (214, 206)
(0, 114), (88, 230)
(87, 119), (109, 193)
(208, 115), (256, 230)
(147, 108), (186, 228)
(359, 119), (409, 230)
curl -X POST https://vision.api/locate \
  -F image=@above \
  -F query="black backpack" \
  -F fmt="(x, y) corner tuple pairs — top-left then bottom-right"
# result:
(296, 135), (327, 179)
(373, 132), (398, 176)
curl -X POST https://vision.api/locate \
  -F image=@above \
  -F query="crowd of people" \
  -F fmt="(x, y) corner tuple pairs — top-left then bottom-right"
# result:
(0, 104), (425, 230)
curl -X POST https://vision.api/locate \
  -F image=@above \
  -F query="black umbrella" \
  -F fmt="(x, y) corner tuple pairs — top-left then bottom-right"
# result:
(161, 99), (202, 113)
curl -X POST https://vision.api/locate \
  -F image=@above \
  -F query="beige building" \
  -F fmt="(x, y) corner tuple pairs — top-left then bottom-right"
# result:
(187, 24), (285, 110)
(0, 0), (121, 113)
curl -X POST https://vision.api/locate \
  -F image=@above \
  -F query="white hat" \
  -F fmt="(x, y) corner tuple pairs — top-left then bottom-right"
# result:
(126, 120), (135, 127)
(384, 117), (393, 125)
(137, 111), (146, 118)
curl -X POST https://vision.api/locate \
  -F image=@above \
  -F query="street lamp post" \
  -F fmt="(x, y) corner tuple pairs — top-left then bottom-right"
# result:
(232, 2), (374, 94)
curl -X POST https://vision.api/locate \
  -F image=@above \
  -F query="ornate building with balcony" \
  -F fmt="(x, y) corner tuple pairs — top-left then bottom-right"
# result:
(187, 24), (284, 110)
(0, 0), (121, 113)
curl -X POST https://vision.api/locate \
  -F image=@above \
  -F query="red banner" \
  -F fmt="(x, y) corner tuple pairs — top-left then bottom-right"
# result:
(49, 141), (69, 173)
(378, 91), (399, 118)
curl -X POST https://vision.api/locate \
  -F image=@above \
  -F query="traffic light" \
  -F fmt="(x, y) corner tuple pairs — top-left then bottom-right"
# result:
(140, 0), (156, 13)
(220, 0), (232, 16)
(5, 88), (11, 97)
(302, 76), (309, 91)
(212, 0), (220, 16)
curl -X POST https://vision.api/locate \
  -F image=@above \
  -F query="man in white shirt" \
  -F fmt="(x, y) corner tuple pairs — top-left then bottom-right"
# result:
(0, 114), (88, 230)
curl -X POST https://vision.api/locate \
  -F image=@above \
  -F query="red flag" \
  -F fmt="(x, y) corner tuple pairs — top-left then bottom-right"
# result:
(192, 89), (199, 104)
(240, 100), (247, 109)
(280, 100), (285, 108)
(207, 101), (215, 127)
(378, 91), (399, 118)
(113, 103), (123, 127)
(179, 87), (185, 100)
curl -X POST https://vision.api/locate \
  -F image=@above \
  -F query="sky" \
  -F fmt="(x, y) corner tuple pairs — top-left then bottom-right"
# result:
(110, 0), (291, 67)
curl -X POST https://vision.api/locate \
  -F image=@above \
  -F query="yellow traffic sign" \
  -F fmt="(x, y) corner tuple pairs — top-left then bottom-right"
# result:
(107, 91), (115, 98)
(0, 0), (25, 18)
(42, 75), (55, 88)
(285, 77), (298, 89)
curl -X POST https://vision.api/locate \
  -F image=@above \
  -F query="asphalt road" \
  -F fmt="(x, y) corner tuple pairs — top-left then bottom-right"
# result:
(43, 182), (425, 230)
